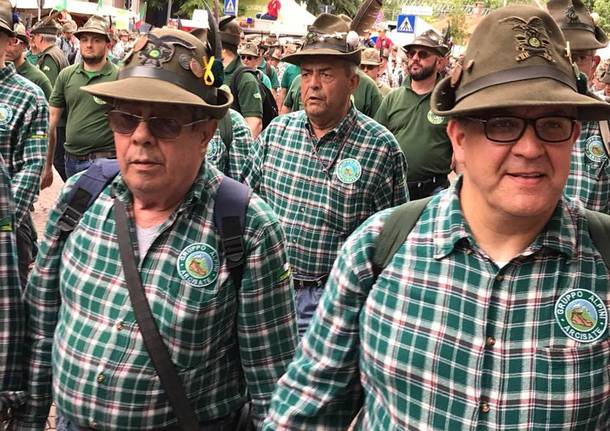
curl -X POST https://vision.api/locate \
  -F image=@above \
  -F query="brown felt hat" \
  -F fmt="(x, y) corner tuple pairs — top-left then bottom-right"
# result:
(62, 20), (77, 33)
(547, 0), (607, 51)
(431, 5), (610, 121)
(361, 47), (381, 66)
(283, 13), (361, 65)
(83, 28), (232, 119)
(74, 15), (111, 42)
(404, 29), (449, 57)
(219, 15), (241, 48)
(239, 41), (260, 57)
(601, 70), (610, 84)
(0, 0), (13, 36)
(30, 18), (61, 36)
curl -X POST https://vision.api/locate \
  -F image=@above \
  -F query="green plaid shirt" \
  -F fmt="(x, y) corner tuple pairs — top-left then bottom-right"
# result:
(564, 121), (610, 214)
(243, 106), (409, 278)
(264, 178), (610, 430)
(17, 164), (298, 430)
(206, 109), (252, 180)
(0, 157), (25, 410)
(0, 63), (48, 226)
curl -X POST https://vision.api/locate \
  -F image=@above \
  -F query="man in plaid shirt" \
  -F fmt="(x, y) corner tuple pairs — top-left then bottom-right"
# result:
(242, 13), (409, 336)
(548, 0), (610, 214)
(264, 6), (610, 430)
(15, 27), (298, 431)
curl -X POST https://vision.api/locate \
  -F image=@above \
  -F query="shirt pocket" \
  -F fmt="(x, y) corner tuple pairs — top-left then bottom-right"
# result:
(325, 180), (368, 235)
(534, 338), (610, 423)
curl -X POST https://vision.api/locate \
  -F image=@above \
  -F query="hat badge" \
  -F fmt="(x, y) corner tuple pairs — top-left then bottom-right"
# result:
(564, 5), (580, 24)
(500, 16), (555, 63)
(135, 33), (196, 68)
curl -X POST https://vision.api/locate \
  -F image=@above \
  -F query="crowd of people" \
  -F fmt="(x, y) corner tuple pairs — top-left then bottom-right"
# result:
(0, 0), (609, 429)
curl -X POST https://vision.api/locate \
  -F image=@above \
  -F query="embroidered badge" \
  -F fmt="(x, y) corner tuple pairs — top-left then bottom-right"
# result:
(427, 110), (445, 125)
(500, 16), (555, 63)
(564, 5), (579, 24)
(30, 131), (47, 140)
(0, 104), (13, 126)
(585, 136), (607, 163)
(136, 34), (196, 68)
(206, 139), (220, 161)
(555, 289), (608, 343)
(0, 216), (12, 232)
(176, 243), (219, 287)
(336, 158), (362, 184)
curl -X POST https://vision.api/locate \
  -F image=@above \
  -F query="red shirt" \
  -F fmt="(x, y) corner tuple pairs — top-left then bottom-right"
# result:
(375, 36), (393, 50)
(267, 0), (280, 17)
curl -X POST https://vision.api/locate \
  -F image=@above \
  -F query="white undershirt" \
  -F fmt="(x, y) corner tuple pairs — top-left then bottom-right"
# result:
(136, 224), (161, 259)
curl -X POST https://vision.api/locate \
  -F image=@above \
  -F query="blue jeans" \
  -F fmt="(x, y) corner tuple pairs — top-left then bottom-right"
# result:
(295, 285), (324, 337)
(64, 155), (94, 179)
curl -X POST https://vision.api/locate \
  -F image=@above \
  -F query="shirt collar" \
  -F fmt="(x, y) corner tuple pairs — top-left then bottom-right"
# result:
(225, 56), (240, 74)
(304, 104), (358, 143)
(0, 63), (17, 81)
(77, 60), (115, 76)
(434, 176), (577, 260)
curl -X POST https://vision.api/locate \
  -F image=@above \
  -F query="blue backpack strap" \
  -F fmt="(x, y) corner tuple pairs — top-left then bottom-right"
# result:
(57, 159), (120, 233)
(213, 175), (251, 289)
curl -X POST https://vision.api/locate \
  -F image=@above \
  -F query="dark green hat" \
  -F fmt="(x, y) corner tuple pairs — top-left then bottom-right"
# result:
(30, 18), (61, 36)
(74, 15), (111, 42)
(219, 15), (241, 48)
(283, 13), (361, 65)
(547, 0), (607, 51)
(404, 29), (449, 57)
(83, 28), (232, 119)
(0, 0), (13, 36)
(431, 5), (610, 121)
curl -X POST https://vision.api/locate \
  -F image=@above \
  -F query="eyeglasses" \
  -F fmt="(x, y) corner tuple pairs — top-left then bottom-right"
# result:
(463, 116), (577, 143)
(406, 49), (433, 60)
(107, 110), (209, 139)
(360, 64), (377, 71)
(240, 55), (258, 61)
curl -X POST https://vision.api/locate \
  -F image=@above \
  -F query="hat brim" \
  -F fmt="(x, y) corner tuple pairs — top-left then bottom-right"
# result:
(282, 48), (361, 65)
(361, 59), (381, 66)
(82, 77), (233, 120)
(0, 21), (14, 36)
(563, 28), (608, 51)
(402, 42), (447, 57)
(74, 29), (111, 42)
(431, 76), (610, 121)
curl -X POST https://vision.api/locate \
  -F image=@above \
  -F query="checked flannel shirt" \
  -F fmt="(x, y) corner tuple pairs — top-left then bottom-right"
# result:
(564, 121), (610, 214)
(16, 164), (298, 430)
(0, 63), (48, 226)
(264, 178), (610, 431)
(0, 156), (25, 412)
(206, 109), (253, 180)
(242, 106), (409, 278)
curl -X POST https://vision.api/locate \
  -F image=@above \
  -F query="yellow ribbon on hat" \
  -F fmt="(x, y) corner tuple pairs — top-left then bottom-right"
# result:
(202, 55), (215, 86)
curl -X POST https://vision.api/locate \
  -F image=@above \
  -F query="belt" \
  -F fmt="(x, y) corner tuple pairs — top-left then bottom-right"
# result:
(293, 274), (328, 289)
(407, 175), (449, 189)
(65, 151), (116, 161)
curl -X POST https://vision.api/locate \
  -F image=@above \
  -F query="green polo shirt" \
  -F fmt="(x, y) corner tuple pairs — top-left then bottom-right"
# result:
(375, 77), (452, 181)
(50, 61), (118, 156)
(284, 69), (383, 118)
(258, 59), (279, 89)
(280, 63), (300, 90)
(224, 56), (263, 119)
(16, 60), (52, 100)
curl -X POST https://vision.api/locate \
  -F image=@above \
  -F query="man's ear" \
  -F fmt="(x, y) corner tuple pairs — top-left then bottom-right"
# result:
(447, 118), (467, 168)
(199, 118), (218, 147)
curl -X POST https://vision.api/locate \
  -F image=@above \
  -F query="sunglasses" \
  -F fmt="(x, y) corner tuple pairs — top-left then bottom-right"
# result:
(406, 49), (433, 60)
(240, 55), (258, 61)
(107, 110), (209, 139)
(360, 64), (378, 71)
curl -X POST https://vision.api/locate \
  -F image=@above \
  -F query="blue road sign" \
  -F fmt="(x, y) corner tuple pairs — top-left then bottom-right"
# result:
(396, 15), (416, 34)
(224, 0), (236, 16)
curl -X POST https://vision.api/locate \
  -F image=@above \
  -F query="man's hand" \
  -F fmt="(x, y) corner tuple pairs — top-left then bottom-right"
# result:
(40, 166), (53, 190)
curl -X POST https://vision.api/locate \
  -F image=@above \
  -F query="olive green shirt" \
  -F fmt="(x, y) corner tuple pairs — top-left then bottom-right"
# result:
(284, 69), (383, 118)
(377, 81), (392, 97)
(49, 61), (118, 156)
(224, 56), (263, 119)
(258, 59), (279, 89)
(375, 77), (452, 181)
(36, 46), (67, 86)
(16, 60), (52, 100)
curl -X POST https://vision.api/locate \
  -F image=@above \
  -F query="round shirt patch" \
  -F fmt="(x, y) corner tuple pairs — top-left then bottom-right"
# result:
(207, 140), (220, 161)
(585, 136), (607, 163)
(555, 289), (608, 343)
(427, 110), (444, 125)
(0, 104), (13, 125)
(176, 243), (219, 287)
(336, 158), (362, 184)
(92, 96), (107, 105)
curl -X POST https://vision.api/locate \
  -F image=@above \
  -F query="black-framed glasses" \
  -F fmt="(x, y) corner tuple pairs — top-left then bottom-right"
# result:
(464, 116), (577, 143)
(240, 54), (257, 61)
(107, 110), (209, 139)
(406, 49), (433, 60)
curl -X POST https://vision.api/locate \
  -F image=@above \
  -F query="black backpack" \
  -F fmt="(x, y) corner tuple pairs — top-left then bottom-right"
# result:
(230, 66), (278, 130)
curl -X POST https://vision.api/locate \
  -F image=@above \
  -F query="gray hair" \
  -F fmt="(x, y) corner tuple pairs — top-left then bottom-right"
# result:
(41, 34), (57, 44)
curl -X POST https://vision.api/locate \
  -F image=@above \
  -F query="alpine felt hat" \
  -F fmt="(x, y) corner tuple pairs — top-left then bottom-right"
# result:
(361, 47), (382, 66)
(83, 28), (232, 119)
(62, 20), (77, 33)
(547, 0), (607, 51)
(219, 15), (241, 48)
(601, 70), (610, 85)
(282, 13), (361, 66)
(30, 18), (61, 36)
(431, 5), (610, 121)
(239, 41), (260, 57)
(404, 29), (449, 57)
(74, 15), (111, 42)
(0, 0), (13, 36)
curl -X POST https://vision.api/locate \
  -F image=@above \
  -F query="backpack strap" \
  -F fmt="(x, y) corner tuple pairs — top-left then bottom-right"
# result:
(229, 66), (249, 113)
(584, 209), (610, 270)
(57, 159), (120, 233)
(213, 176), (251, 289)
(372, 197), (432, 278)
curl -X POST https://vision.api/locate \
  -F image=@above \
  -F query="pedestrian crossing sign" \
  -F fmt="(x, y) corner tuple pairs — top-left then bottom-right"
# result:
(396, 15), (416, 34)
(224, 0), (237, 16)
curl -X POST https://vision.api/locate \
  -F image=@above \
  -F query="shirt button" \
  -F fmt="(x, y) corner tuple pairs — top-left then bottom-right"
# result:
(96, 372), (105, 383)
(300, 207), (305, 213)
(485, 336), (496, 348)
(480, 402), (490, 413)
(89, 419), (97, 429)
(115, 321), (124, 331)
(495, 274), (504, 282)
